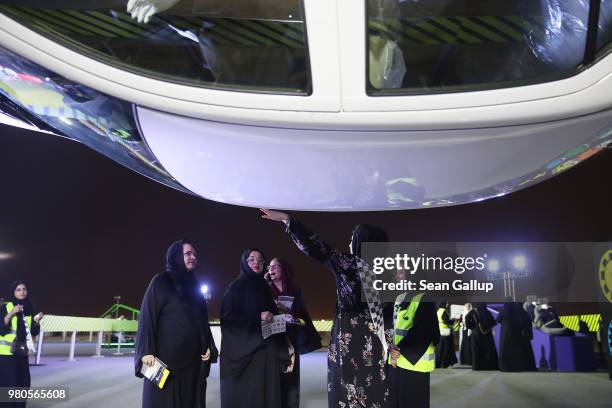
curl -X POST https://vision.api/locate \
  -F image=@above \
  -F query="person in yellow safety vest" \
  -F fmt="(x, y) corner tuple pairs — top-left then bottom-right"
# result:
(435, 301), (459, 368)
(388, 291), (440, 408)
(0, 281), (44, 408)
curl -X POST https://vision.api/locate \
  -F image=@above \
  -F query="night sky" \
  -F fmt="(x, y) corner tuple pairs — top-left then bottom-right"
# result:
(1, 124), (611, 319)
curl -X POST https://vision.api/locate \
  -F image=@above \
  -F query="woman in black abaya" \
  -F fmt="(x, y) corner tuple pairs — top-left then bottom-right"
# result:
(0, 281), (43, 408)
(465, 303), (499, 371)
(220, 249), (289, 408)
(135, 240), (218, 408)
(497, 299), (536, 372)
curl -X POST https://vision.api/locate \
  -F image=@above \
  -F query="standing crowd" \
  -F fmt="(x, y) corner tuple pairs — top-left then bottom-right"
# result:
(1, 209), (539, 408)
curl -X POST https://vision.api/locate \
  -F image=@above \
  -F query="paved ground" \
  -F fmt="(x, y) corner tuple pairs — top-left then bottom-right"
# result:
(25, 343), (612, 408)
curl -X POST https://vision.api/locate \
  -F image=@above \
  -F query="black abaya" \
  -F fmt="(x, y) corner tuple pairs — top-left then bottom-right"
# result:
(0, 283), (40, 408)
(459, 327), (472, 366)
(270, 284), (321, 408)
(435, 307), (457, 368)
(135, 240), (217, 408)
(387, 368), (430, 408)
(220, 249), (288, 408)
(497, 302), (536, 372)
(465, 305), (499, 371)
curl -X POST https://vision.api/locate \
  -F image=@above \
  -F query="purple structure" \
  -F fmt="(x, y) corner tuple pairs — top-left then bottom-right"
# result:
(489, 306), (595, 371)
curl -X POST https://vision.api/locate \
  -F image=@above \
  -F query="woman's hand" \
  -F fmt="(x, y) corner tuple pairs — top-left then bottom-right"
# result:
(389, 344), (401, 368)
(260, 311), (274, 322)
(275, 301), (288, 313)
(10, 305), (24, 316)
(201, 348), (211, 361)
(3, 305), (23, 326)
(260, 209), (289, 223)
(33, 312), (44, 323)
(141, 355), (155, 366)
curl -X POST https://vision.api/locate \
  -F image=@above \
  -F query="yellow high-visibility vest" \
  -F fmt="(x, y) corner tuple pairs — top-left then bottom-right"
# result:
(0, 302), (31, 356)
(437, 308), (450, 331)
(389, 293), (435, 373)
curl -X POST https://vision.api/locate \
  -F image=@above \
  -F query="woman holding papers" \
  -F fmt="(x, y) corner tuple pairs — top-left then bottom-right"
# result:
(135, 239), (218, 408)
(266, 257), (321, 408)
(220, 249), (290, 408)
(260, 209), (390, 408)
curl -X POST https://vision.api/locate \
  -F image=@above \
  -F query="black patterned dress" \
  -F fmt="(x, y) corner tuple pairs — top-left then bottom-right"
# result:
(285, 218), (389, 408)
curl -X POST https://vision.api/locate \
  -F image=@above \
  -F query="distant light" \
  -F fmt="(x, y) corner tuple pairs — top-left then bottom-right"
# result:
(0, 252), (14, 260)
(488, 259), (499, 272)
(513, 256), (526, 269)
(200, 285), (209, 295)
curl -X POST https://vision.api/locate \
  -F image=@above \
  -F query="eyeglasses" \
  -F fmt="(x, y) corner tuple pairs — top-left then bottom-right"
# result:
(247, 257), (265, 265)
(267, 264), (281, 271)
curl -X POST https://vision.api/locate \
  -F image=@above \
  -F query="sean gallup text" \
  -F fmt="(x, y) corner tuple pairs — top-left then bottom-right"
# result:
(372, 279), (494, 293)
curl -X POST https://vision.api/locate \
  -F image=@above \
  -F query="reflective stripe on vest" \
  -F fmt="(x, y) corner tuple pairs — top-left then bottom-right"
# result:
(390, 293), (435, 373)
(453, 320), (460, 332)
(0, 302), (31, 356)
(437, 308), (450, 331)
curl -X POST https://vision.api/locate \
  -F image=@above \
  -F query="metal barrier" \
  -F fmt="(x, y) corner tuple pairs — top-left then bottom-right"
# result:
(36, 315), (138, 363)
(33, 316), (334, 363)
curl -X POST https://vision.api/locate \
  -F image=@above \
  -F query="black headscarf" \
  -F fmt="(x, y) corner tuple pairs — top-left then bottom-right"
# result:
(502, 298), (533, 340)
(8, 280), (34, 315)
(7, 280), (36, 340)
(164, 239), (203, 317)
(239, 248), (266, 278)
(220, 249), (282, 380)
(502, 297), (521, 330)
(475, 302), (496, 331)
(238, 248), (273, 297)
(350, 224), (388, 258)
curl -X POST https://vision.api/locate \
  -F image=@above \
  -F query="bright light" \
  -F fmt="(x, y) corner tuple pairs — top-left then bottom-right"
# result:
(200, 285), (209, 295)
(513, 256), (526, 269)
(488, 259), (499, 272)
(0, 252), (14, 260)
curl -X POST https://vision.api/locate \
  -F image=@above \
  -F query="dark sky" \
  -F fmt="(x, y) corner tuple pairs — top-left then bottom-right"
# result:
(1, 124), (611, 319)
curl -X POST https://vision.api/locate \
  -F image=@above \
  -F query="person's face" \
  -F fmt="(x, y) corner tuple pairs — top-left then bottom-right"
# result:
(14, 284), (27, 300)
(395, 268), (406, 282)
(183, 244), (197, 271)
(268, 259), (283, 282)
(247, 251), (265, 274)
